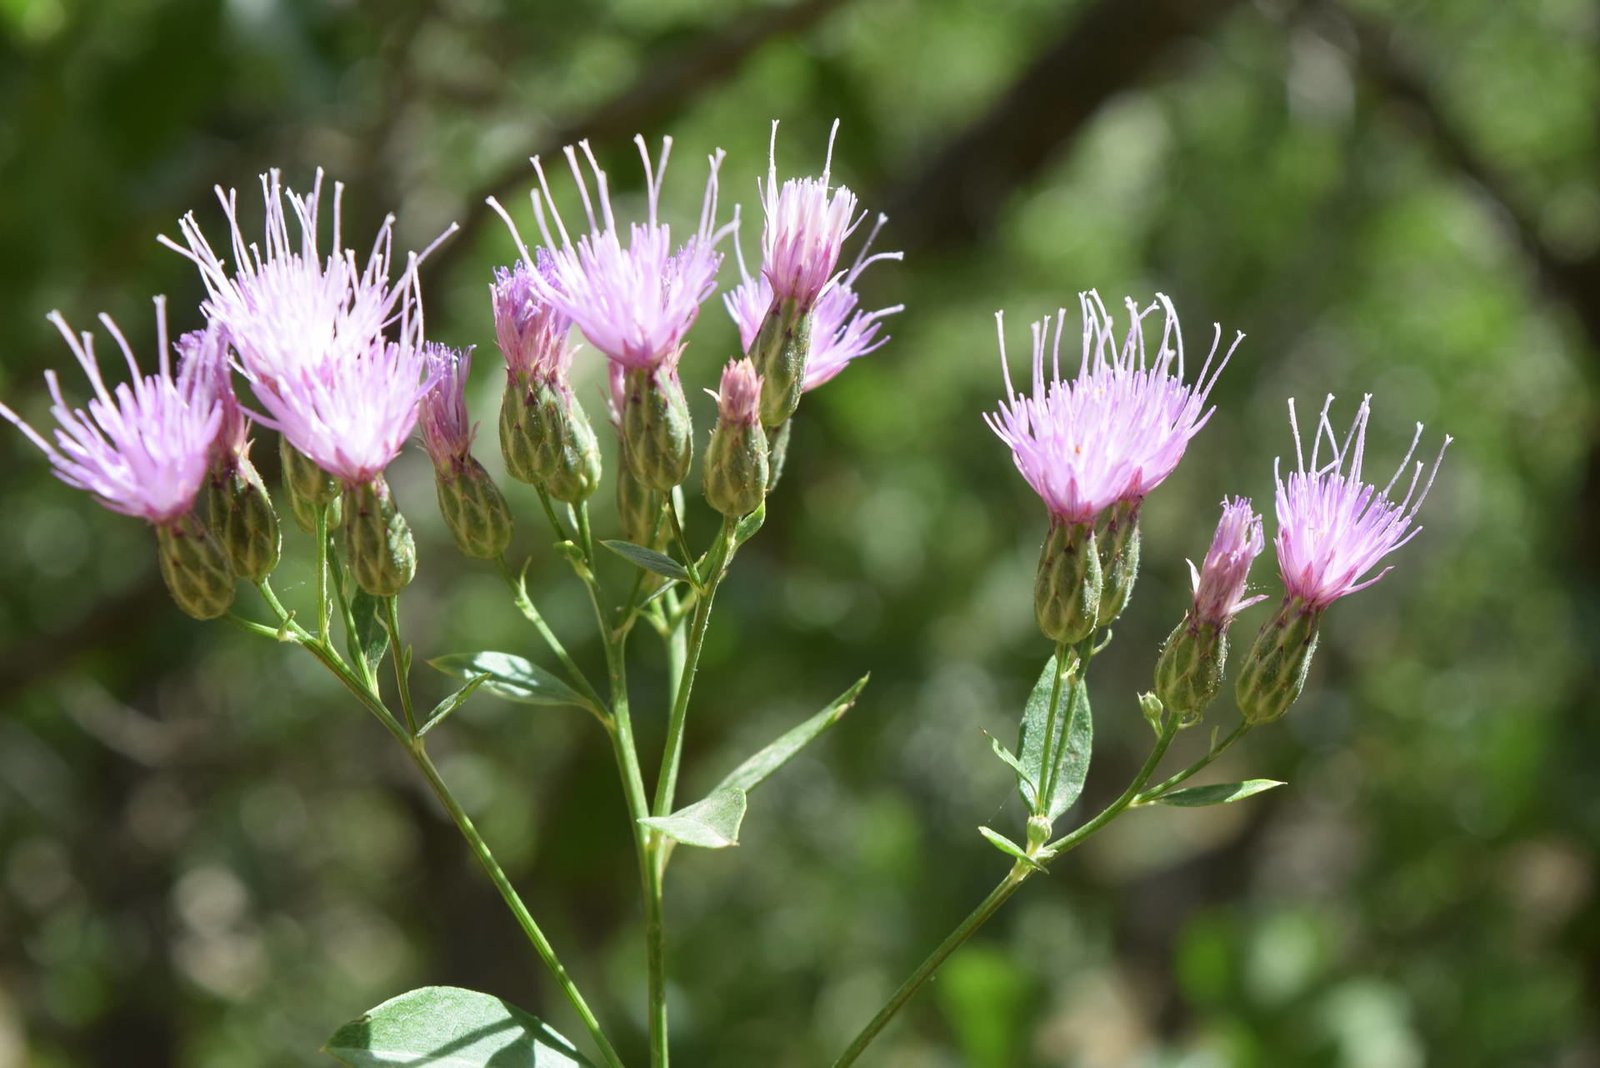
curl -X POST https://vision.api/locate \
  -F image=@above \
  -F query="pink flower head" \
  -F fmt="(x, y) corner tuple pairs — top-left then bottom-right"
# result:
(760, 120), (860, 309)
(1189, 497), (1268, 625)
(714, 358), (762, 428)
(419, 343), (476, 469)
(1273, 395), (1450, 609)
(985, 292), (1239, 525)
(176, 322), (248, 466)
(492, 255), (574, 386)
(162, 168), (453, 485)
(0, 300), (221, 525)
(489, 136), (737, 373)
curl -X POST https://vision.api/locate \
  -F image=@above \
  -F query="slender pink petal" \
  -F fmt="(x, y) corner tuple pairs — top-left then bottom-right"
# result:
(759, 120), (859, 309)
(1190, 497), (1267, 624)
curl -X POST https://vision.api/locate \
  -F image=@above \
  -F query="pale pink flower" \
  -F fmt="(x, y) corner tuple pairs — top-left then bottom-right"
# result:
(714, 358), (762, 427)
(419, 343), (476, 469)
(1274, 395), (1449, 608)
(760, 120), (859, 309)
(175, 322), (248, 466)
(0, 300), (221, 525)
(492, 256), (573, 386)
(986, 292), (1238, 524)
(1190, 497), (1268, 624)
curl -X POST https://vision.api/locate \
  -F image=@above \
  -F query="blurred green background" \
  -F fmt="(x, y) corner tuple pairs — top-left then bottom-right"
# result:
(1, 0), (1595, 1065)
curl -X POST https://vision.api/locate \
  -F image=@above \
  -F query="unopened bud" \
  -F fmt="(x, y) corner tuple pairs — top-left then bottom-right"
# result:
(280, 436), (341, 533)
(621, 368), (693, 492)
(1035, 519), (1102, 644)
(1235, 598), (1322, 725)
(156, 513), (235, 620)
(703, 359), (769, 519)
(341, 477), (416, 597)
(499, 378), (602, 503)
(749, 297), (811, 427)
(436, 456), (513, 560)
(1097, 501), (1141, 626)
(206, 456), (280, 583)
(1154, 616), (1225, 725)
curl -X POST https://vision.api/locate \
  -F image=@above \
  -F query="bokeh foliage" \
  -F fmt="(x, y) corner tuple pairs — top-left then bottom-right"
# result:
(1, 0), (1596, 1065)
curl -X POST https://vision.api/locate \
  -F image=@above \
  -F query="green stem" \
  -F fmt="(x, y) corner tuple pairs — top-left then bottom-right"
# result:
(1134, 720), (1251, 803)
(1045, 714), (1180, 857)
(831, 861), (1034, 1068)
(315, 502), (331, 643)
(1032, 639), (1071, 812)
(498, 555), (609, 714)
(383, 596), (418, 735)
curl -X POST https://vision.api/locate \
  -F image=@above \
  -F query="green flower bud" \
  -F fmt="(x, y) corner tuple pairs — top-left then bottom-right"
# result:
(1035, 519), (1102, 644)
(749, 297), (810, 428)
(621, 368), (693, 492)
(1097, 500), (1141, 626)
(1154, 616), (1226, 725)
(499, 377), (602, 503)
(280, 436), (341, 533)
(1236, 598), (1323, 725)
(436, 455), (513, 560)
(341, 477), (416, 597)
(703, 359), (769, 519)
(206, 456), (281, 583)
(156, 513), (235, 620)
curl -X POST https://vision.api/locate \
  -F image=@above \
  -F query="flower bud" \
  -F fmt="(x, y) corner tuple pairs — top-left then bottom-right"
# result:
(206, 456), (281, 583)
(156, 513), (235, 620)
(1035, 519), (1102, 644)
(749, 297), (811, 427)
(341, 477), (416, 597)
(621, 368), (693, 492)
(280, 436), (341, 533)
(1154, 617), (1226, 725)
(703, 359), (769, 519)
(1235, 598), (1322, 725)
(1096, 501), (1141, 626)
(436, 455), (513, 560)
(499, 378), (603, 503)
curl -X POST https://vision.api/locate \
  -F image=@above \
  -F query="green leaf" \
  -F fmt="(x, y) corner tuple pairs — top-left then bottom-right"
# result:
(732, 502), (766, 548)
(639, 787), (746, 848)
(429, 652), (588, 711)
(713, 675), (869, 795)
(1151, 779), (1286, 807)
(348, 590), (389, 674)
(322, 985), (591, 1067)
(418, 674), (491, 738)
(977, 826), (1045, 872)
(600, 539), (689, 581)
(1016, 655), (1094, 822)
(983, 730), (1033, 792)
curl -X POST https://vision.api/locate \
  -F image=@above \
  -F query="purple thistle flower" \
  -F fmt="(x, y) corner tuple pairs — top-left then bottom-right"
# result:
(1190, 497), (1268, 625)
(985, 291), (1239, 525)
(419, 343), (477, 469)
(489, 136), (737, 374)
(1274, 395), (1450, 609)
(714, 358), (763, 428)
(760, 120), (859, 310)
(0, 300), (221, 525)
(492, 256), (574, 387)
(176, 322), (248, 468)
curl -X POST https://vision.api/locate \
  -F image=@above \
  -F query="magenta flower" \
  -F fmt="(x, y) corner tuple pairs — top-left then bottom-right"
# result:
(760, 120), (859, 310)
(985, 292), (1238, 524)
(489, 136), (736, 374)
(176, 323), (248, 468)
(492, 256), (574, 387)
(1273, 395), (1450, 609)
(419, 343), (476, 469)
(163, 169), (450, 485)
(0, 302), (221, 525)
(1190, 497), (1268, 625)
(714, 358), (762, 428)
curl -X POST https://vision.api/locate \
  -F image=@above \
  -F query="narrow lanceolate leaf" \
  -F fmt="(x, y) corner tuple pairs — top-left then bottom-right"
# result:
(1016, 655), (1094, 822)
(322, 985), (592, 1067)
(714, 675), (870, 795)
(639, 787), (747, 849)
(978, 826), (1045, 872)
(418, 674), (491, 738)
(1151, 779), (1286, 807)
(732, 501), (766, 548)
(600, 539), (689, 581)
(428, 652), (588, 711)
(983, 730), (1034, 793)
(348, 589), (390, 674)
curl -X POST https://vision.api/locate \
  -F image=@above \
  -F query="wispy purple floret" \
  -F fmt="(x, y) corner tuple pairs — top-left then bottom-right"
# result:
(760, 120), (859, 310)
(162, 169), (451, 485)
(176, 323), (248, 467)
(490, 136), (736, 374)
(1274, 395), (1449, 609)
(492, 256), (573, 386)
(419, 343), (476, 469)
(1190, 497), (1268, 625)
(985, 292), (1239, 525)
(0, 301), (221, 525)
